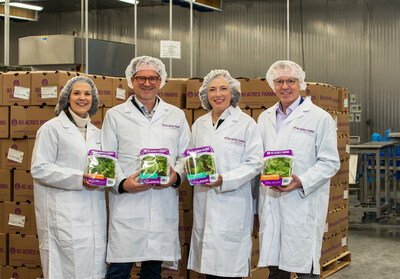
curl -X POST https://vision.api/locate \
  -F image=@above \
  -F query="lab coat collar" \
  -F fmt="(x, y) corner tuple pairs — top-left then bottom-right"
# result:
(205, 106), (241, 133)
(59, 110), (92, 141)
(266, 97), (312, 125)
(123, 95), (170, 124)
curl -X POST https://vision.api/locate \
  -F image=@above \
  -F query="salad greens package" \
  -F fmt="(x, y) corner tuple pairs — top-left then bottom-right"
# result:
(86, 149), (117, 187)
(261, 150), (293, 187)
(139, 148), (170, 185)
(184, 146), (218, 186)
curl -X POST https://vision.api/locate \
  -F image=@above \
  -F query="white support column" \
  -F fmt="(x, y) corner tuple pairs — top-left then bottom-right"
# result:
(4, 0), (10, 66)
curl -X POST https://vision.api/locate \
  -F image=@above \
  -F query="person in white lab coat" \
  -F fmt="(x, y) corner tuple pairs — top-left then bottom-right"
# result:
(257, 61), (340, 278)
(102, 56), (191, 279)
(31, 76), (107, 279)
(187, 69), (263, 279)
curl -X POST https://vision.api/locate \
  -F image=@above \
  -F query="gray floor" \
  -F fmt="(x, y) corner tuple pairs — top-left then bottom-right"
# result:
(328, 223), (400, 279)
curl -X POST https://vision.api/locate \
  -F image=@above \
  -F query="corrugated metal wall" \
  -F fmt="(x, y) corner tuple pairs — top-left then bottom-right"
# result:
(1, 0), (400, 140)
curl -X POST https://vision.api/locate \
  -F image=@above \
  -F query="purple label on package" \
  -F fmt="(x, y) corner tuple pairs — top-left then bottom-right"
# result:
(190, 177), (213, 185)
(262, 178), (283, 187)
(264, 150), (293, 157)
(184, 146), (214, 157)
(86, 177), (108, 186)
(140, 148), (170, 156)
(88, 149), (118, 159)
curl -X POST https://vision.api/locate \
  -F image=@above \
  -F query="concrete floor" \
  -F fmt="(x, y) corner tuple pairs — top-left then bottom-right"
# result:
(328, 223), (400, 279)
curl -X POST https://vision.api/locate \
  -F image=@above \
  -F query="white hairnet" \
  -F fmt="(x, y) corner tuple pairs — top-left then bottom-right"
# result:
(199, 69), (241, 111)
(266, 60), (307, 91)
(55, 76), (99, 117)
(125, 56), (167, 89)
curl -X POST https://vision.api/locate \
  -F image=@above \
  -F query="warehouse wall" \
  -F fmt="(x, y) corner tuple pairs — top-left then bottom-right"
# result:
(1, 0), (400, 140)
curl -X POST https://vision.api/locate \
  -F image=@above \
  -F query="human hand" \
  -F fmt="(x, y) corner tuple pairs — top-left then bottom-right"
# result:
(123, 171), (153, 193)
(270, 174), (302, 193)
(83, 173), (100, 190)
(153, 166), (177, 190)
(202, 174), (223, 188)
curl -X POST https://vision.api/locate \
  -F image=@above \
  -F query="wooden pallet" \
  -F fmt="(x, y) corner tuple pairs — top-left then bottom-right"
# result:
(290, 251), (351, 279)
(321, 251), (351, 278)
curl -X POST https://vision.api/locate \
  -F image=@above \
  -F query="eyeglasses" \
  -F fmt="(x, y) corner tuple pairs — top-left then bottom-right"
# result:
(273, 78), (299, 88)
(133, 76), (160, 85)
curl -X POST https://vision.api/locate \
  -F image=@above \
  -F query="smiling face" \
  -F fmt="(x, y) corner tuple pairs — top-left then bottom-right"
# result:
(131, 69), (161, 103)
(68, 82), (92, 118)
(273, 76), (300, 111)
(207, 78), (232, 115)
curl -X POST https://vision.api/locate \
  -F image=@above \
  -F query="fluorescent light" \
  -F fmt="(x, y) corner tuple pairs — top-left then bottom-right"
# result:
(118, 0), (139, 4)
(0, 1), (43, 11)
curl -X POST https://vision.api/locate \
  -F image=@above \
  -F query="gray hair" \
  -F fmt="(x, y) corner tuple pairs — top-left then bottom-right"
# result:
(55, 76), (99, 117)
(266, 60), (307, 92)
(199, 69), (241, 111)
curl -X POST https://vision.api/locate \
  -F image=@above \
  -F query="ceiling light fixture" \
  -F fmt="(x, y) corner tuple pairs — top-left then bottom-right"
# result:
(118, 0), (139, 4)
(0, 1), (43, 11)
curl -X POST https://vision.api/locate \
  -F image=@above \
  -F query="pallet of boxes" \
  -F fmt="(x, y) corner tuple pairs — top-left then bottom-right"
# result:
(306, 83), (351, 279)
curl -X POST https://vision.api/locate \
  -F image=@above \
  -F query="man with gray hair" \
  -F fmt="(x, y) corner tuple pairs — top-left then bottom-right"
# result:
(102, 55), (191, 279)
(257, 60), (340, 278)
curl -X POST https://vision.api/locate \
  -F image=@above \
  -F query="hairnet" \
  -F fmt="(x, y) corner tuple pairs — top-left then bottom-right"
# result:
(199, 69), (241, 111)
(266, 60), (307, 91)
(125, 56), (167, 89)
(55, 76), (99, 117)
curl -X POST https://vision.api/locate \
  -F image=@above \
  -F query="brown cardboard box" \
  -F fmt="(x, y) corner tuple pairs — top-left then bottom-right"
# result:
(3, 71), (31, 106)
(0, 265), (30, 279)
(111, 77), (135, 107)
(87, 75), (113, 107)
(338, 157), (349, 184)
(189, 270), (206, 279)
(330, 172), (339, 186)
(338, 88), (349, 112)
(244, 268), (270, 279)
(337, 135), (350, 158)
(186, 79), (203, 109)
(328, 184), (343, 211)
(0, 106), (9, 138)
(0, 170), (12, 201)
(14, 170), (34, 202)
(0, 202), (4, 233)
(179, 210), (193, 245)
(320, 236), (332, 265)
(158, 78), (187, 109)
(9, 233), (41, 267)
(325, 206), (348, 238)
(10, 106), (55, 138)
(1, 139), (30, 170)
(337, 111), (350, 136)
(331, 86), (340, 112)
(193, 109), (208, 123)
(161, 244), (189, 278)
(329, 111), (338, 134)
(239, 78), (277, 109)
(3, 201), (35, 234)
(252, 108), (266, 122)
(306, 82), (333, 110)
(251, 236), (260, 268)
(91, 108), (103, 129)
(30, 71), (77, 105)
(179, 179), (193, 211)
(29, 267), (44, 278)
(242, 108), (251, 116)
(183, 109), (193, 126)
(0, 232), (7, 265)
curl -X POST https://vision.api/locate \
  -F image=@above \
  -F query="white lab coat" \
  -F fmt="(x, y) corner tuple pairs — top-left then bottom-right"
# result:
(187, 106), (263, 277)
(257, 98), (340, 274)
(101, 96), (191, 263)
(31, 111), (107, 279)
